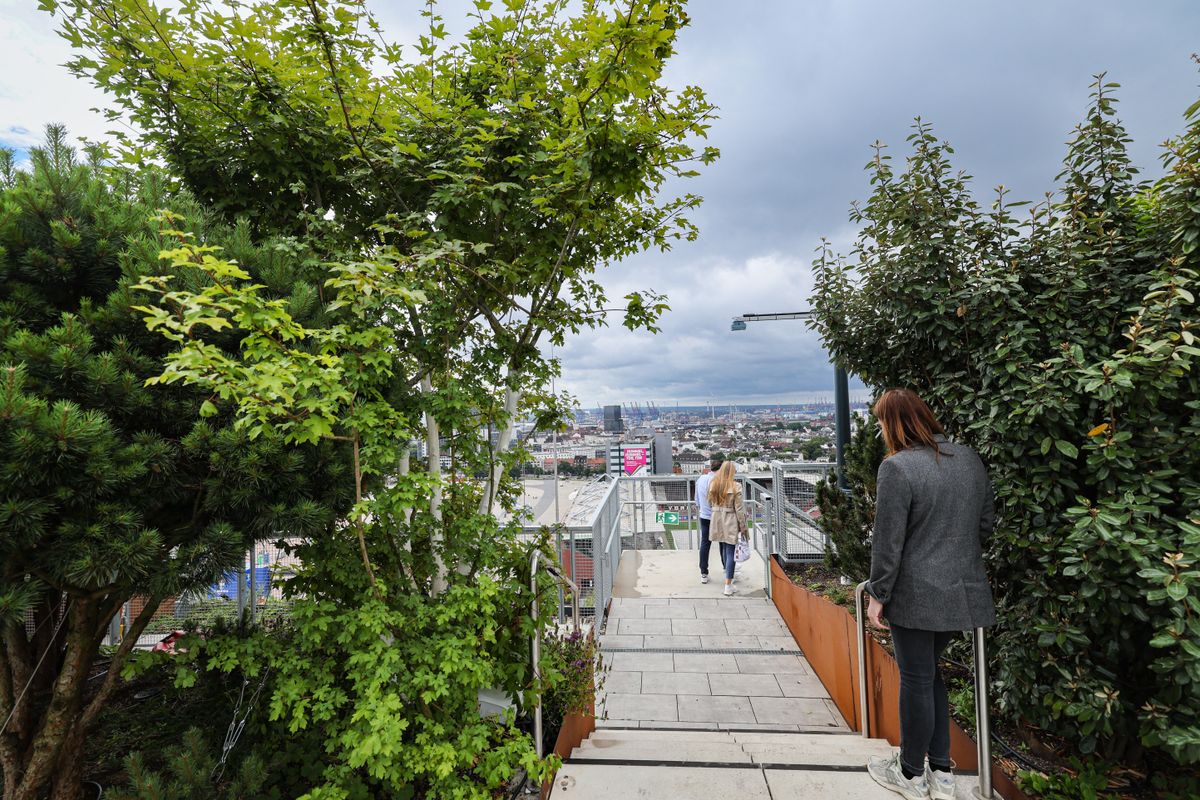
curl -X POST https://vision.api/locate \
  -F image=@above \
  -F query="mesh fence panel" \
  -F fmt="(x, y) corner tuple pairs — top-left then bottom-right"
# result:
(770, 462), (836, 562)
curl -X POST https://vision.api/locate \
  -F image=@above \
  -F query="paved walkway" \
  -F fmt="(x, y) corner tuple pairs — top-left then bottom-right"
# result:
(551, 551), (993, 799)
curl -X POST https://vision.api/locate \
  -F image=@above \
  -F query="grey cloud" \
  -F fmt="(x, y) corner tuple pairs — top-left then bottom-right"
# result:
(556, 0), (1200, 405)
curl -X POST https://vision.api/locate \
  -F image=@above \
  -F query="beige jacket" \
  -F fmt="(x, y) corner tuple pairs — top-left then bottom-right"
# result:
(708, 485), (748, 545)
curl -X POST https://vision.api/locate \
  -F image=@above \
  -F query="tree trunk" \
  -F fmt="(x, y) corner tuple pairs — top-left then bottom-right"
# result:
(477, 381), (521, 520)
(8, 602), (96, 800)
(48, 727), (86, 800)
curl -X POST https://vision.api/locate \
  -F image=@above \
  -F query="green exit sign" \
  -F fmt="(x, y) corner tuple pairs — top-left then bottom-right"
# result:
(655, 511), (680, 525)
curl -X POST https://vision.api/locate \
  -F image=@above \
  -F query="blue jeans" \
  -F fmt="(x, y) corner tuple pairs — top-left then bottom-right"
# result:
(699, 518), (712, 575)
(890, 624), (956, 775)
(718, 542), (736, 581)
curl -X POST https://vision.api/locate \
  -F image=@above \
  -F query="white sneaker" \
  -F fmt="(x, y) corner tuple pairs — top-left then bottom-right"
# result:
(867, 753), (930, 799)
(925, 765), (955, 800)
(723, 584), (736, 596)
(700, 574), (709, 584)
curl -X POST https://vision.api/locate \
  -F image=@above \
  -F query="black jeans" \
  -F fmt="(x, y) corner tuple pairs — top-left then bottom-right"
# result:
(890, 624), (956, 775)
(699, 518), (712, 575)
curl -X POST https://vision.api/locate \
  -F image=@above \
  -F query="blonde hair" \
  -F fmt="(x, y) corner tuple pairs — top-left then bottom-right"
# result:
(707, 461), (737, 507)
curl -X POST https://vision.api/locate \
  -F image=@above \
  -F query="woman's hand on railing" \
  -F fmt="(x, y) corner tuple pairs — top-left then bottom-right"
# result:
(867, 595), (889, 630)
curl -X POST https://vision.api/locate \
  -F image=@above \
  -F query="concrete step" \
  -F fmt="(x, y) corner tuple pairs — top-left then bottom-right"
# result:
(574, 739), (752, 763)
(578, 729), (896, 767)
(552, 762), (986, 800)
(589, 729), (735, 743)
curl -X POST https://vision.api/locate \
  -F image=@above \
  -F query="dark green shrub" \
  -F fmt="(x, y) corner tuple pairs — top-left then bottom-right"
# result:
(816, 411), (884, 582)
(811, 74), (1200, 765)
(1017, 760), (1114, 800)
(107, 728), (265, 800)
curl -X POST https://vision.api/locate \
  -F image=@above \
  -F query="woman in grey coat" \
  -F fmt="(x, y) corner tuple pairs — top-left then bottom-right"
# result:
(865, 389), (996, 800)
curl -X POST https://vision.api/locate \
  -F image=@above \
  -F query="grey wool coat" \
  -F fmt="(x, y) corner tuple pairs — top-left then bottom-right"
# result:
(866, 435), (997, 631)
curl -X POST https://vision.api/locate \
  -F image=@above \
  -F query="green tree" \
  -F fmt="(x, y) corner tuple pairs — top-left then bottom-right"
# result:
(0, 128), (349, 800)
(811, 76), (1199, 766)
(47, 1), (717, 796)
(800, 435), (832, 461)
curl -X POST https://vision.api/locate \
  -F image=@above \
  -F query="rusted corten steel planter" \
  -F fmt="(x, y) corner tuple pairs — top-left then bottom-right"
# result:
(769, 558), (1030, 800)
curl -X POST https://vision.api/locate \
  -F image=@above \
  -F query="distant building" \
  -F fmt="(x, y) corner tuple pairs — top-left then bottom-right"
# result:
(677, 451), (706, 474)
(603, 404), (623, 433)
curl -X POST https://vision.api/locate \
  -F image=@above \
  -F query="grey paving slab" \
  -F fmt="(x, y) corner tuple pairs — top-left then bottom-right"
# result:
(743, 602), (787, 618)
(640, 671), (710, 696)
(601, 692), (678, 722)
(775, 673), (830, 698)
(823, 699), (850, 728)
(757, 635), (802, 652)
(700, 634), (763, 650)
(599, 634), (644, 649)
(718, 722), (800, 732)
(677, 694), (757, 724)
(578, 740), (751, 763)
(552, 764), (772, 800)
(749, 696), (841, 727)
(727, 617), (791, 636)
(601, 671), (642, 694)
(635, 720), (718, 731)
(674, 597), (718, 607)
(614, 597), (670, 606)
(643, 604), (696, 619)
(741, 739), (894, 766)
(606, 605), (645, 619)
(609, 652), (674, 672)
(693, 604), (751, 619)
(708, 673), (782, 697)
(670, 618), (729, 636)
(594, 718), (639, 728)
(764, 768), (898, 800)
(735, 654), (811, 674)
(616, 618), (673, 635)
(673, 653), (740, 673)
(642, 634), (702, 649)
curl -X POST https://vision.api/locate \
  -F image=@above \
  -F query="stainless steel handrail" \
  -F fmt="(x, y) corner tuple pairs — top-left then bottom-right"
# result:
(854, 582), (871, 740)
(854, 581), (995, 799)
(531, 550), (582, 761)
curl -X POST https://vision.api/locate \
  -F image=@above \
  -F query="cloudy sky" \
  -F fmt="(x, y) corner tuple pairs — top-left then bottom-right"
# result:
(3, 1), (1199, 406)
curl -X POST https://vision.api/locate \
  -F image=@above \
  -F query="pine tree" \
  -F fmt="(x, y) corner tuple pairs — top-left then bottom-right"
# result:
(0, 126), (352, 800)
(815, 411), (884, 582)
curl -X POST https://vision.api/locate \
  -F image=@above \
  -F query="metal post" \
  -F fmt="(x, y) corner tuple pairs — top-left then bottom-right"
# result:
(834, 365), (851, 492)
(531, 551), (543, 760)
(248, 544), (257, 624)
(236, 558), (247, 619)
(556, 529), (565, 621)
(854, 582), (870, 738)
(973, 628), (994, 799)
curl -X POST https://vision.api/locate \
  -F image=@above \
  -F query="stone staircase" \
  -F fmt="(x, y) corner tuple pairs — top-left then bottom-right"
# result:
(548, 552), (990, 799)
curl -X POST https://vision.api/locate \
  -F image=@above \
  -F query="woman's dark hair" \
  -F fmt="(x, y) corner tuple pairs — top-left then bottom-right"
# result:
(874, 388), (947, 457)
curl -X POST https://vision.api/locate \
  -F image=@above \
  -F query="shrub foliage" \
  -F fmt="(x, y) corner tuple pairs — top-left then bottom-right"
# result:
(0, 129), (349, 800)
(811, 76), (1200, 765)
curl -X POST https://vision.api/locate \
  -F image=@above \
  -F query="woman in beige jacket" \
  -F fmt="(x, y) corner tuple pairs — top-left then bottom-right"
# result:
(707, 461), (748, 596)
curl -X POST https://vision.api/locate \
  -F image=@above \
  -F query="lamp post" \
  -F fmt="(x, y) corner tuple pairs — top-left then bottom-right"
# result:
(731, 312), (851, 491)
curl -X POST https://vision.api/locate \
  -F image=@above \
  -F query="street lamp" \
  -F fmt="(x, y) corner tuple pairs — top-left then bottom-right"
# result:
(730, 311), (851, 491)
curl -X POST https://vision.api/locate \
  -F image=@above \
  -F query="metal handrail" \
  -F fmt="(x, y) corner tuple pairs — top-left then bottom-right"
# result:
(854, 581), (995, 799)
(531, 550), (583, 761)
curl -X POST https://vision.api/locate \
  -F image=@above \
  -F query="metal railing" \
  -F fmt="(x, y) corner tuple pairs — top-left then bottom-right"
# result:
(770, 461), (836, 563)
(531, 550), (582, 760)
(854, 582), (995, 800)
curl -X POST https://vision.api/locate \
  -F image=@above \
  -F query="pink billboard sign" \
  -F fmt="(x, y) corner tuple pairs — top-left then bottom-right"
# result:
(623, 447), (648, 475)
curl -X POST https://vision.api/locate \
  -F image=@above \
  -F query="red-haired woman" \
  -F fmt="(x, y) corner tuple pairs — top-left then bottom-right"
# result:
(865, 389), (996, 800)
